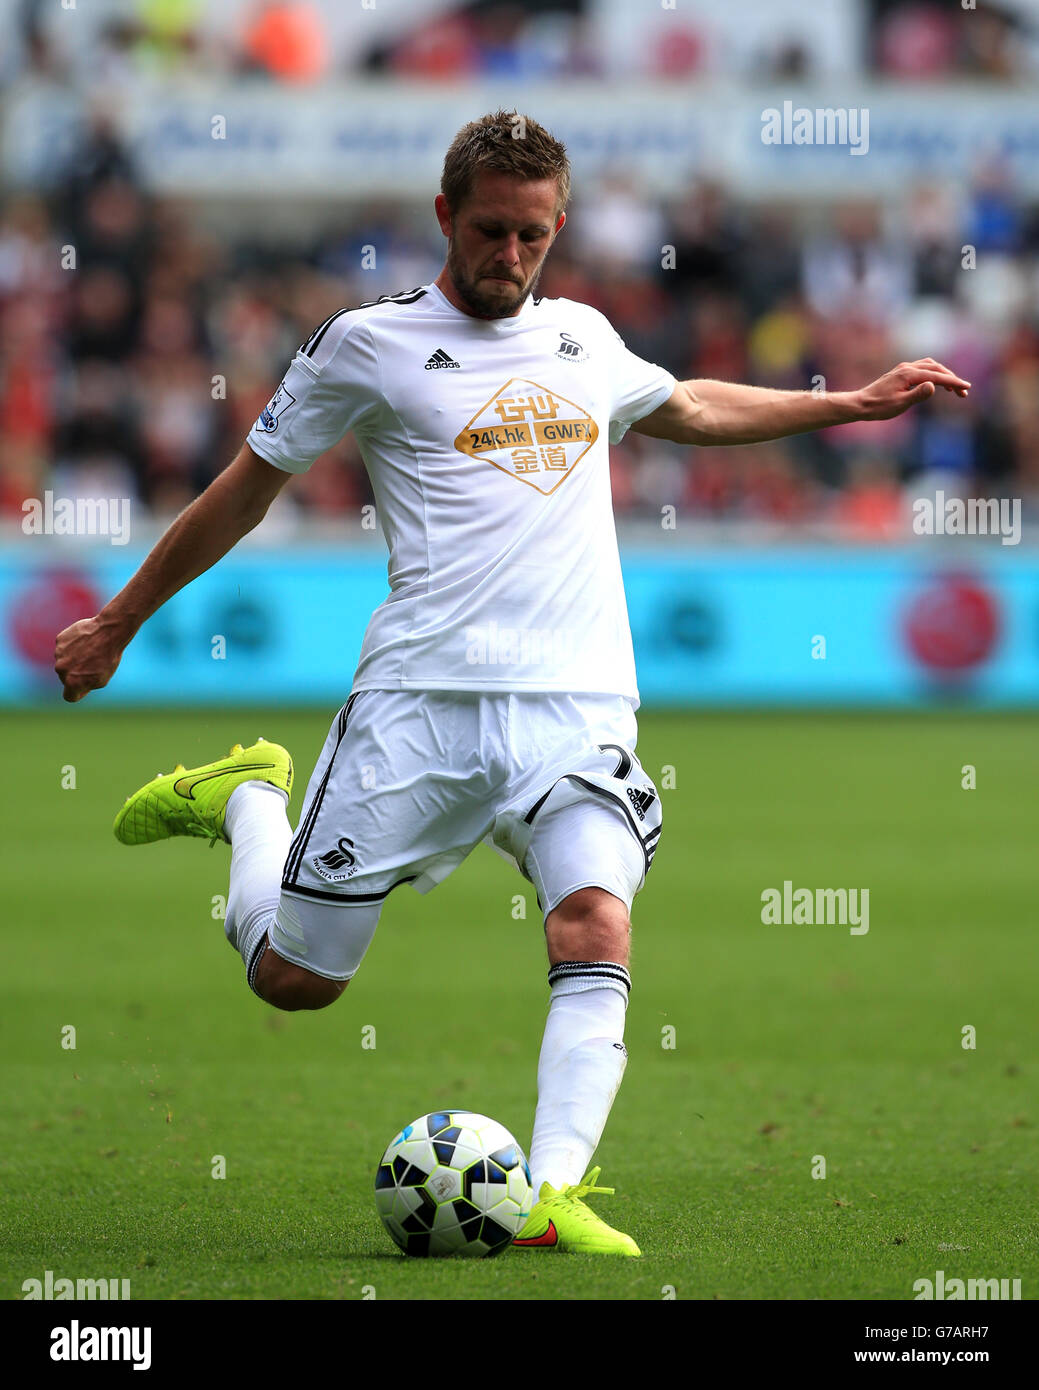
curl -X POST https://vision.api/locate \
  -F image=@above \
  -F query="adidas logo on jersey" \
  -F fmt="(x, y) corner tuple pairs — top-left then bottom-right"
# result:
(425, 349), (461, 370)
(626, 786), (657, 821)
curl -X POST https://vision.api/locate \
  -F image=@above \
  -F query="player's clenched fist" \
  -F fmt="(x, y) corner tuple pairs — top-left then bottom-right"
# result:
(54, 615), (126, 703)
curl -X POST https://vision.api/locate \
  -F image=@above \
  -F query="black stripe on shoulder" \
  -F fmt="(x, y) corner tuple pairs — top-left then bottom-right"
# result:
(299, 289), (428, 358)
(300, 308), (351, 357)
(356, 286), (428, 310)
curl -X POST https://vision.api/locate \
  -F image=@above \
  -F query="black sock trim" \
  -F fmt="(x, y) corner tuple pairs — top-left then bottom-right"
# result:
(548, 960), (632, 993)
(247, 936), (268, 993)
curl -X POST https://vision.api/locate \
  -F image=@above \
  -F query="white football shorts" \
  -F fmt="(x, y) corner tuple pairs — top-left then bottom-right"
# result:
(269, 690), (663, 981)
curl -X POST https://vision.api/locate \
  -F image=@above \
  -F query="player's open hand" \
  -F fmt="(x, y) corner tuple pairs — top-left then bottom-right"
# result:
(855, 358), (970, 421)
(54, 615), (126, 703)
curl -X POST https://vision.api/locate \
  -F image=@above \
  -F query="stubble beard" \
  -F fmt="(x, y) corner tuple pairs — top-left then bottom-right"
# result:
(446, 242), (543, 320)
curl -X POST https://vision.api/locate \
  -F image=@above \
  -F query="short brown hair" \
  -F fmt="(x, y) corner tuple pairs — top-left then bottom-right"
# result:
(441, 110), (571, 217)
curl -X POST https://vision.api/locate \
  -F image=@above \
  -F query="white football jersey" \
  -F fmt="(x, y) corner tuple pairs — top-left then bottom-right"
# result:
(246, 281), (676, 701)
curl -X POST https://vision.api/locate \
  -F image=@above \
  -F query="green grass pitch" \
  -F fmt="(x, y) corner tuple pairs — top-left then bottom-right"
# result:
(3, 707), (1037, 1301)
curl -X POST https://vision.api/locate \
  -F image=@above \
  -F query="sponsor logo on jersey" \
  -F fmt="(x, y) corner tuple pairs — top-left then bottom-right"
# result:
(313, 837), (359, 881)
(454, 378), (599, 494)
(425, 348), (461, 370)
(555, 332), (588, 363)
(257, 381), (297, 433)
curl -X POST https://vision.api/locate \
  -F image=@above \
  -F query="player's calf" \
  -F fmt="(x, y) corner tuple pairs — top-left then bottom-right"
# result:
(252, 940), (347, 1011)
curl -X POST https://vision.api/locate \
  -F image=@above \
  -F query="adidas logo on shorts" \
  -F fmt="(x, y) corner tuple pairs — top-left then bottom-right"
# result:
(626, 786), (656, 821)
(425, 348), (461, 370)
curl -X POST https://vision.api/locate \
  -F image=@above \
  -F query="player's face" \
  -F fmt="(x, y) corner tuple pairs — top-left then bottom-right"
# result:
(437, 173), (565, 320)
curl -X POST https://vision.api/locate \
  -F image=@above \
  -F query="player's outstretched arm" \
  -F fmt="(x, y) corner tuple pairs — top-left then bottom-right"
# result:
(630, 358), (971, 447)
(54, 443), (290, 703)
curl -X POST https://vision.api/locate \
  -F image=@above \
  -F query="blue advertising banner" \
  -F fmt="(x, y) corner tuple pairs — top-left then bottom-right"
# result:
(623, 549), (1036, 706)
(7, 81), (1039, 199)
(2, 545), (1036, 708)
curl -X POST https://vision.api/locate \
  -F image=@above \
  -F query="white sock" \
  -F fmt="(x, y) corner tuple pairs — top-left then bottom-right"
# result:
(528, 961), (631, 1195)
(224, 781), (291, 993)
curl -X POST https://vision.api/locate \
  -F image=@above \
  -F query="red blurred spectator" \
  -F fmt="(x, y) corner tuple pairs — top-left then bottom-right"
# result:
(831, 457), (905, 541)
(876, 3), (958, 79)
(649, 26), (706, 78)
(241, 2), (328, 82)
(0, 296), (56, 448)
(389, 15), (480, 79)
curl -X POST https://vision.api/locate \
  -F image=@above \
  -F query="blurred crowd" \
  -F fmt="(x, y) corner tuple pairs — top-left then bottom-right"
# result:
(9, 0), (1039, 85)
(3, 111), (1037, 537)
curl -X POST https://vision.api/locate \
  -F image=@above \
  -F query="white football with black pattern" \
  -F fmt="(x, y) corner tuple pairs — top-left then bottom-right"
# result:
(374, 1110), (533, 1257)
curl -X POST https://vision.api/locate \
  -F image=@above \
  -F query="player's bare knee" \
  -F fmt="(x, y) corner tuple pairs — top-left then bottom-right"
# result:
(255, 949), (346, 1012)
(265, 970), (345, 1012)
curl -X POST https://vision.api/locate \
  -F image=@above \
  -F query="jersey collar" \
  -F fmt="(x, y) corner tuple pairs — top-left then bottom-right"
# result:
(426, 280), (535, 328)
